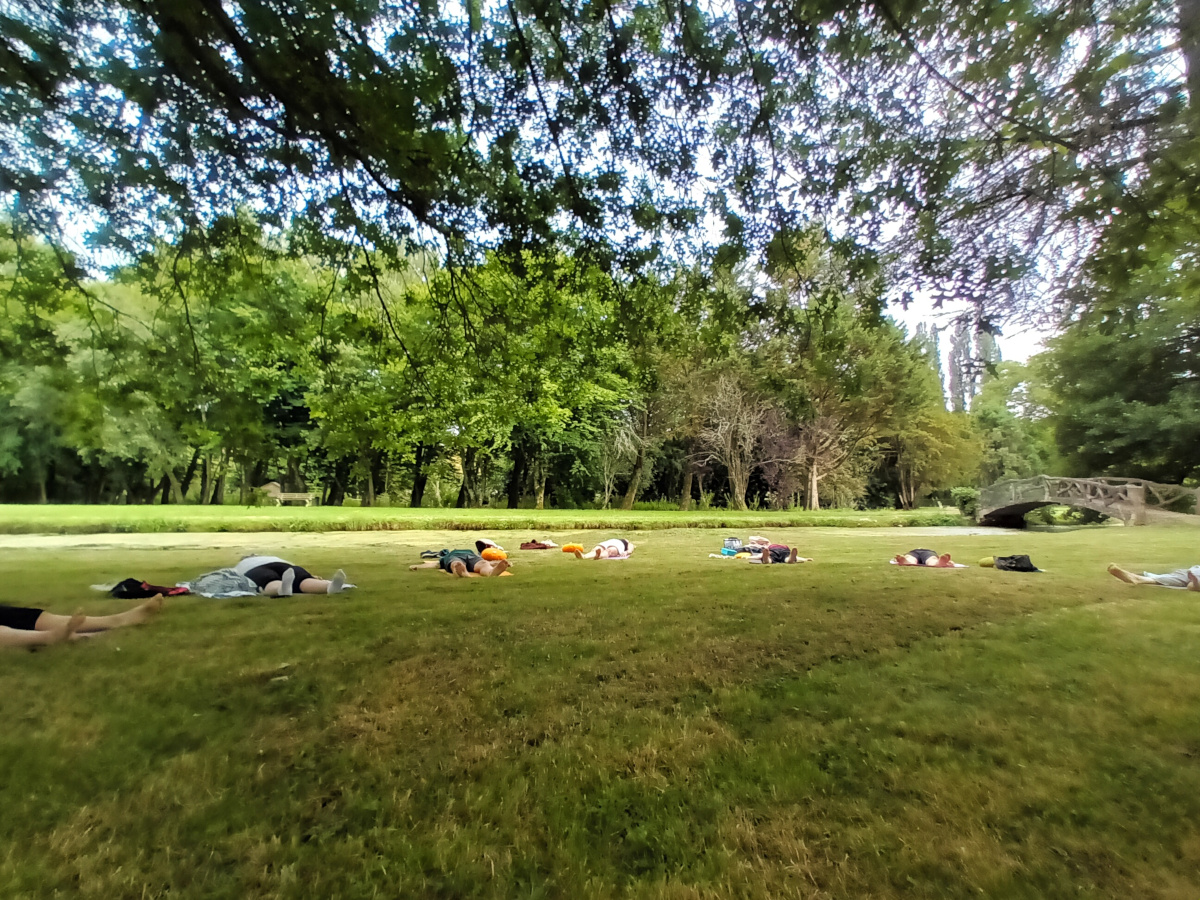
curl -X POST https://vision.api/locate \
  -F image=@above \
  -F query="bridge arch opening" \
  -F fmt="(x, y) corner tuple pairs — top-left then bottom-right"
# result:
(977, 477), (1198, 528)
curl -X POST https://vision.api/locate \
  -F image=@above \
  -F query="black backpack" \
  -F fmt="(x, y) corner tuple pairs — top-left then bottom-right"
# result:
(994, 555), (1040, 572)
(110, 578), (185, 598)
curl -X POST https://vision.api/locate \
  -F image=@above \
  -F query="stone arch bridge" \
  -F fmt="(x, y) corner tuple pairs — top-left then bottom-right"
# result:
(979, 476), (1199, 528)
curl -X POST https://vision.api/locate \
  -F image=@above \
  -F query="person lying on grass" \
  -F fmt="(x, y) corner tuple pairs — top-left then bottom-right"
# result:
(893, 549), (956, 567)
(0, 595), (163, 649)
(235, 555), (349, 596)
(751, 545), (812, 564)
(410, 549), (512, 577)
(1107, 564), (1200, 590)
(571, 538), (635, 559)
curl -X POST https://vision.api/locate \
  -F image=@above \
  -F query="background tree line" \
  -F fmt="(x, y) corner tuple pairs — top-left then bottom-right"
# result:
(22, 211), (1170, 509)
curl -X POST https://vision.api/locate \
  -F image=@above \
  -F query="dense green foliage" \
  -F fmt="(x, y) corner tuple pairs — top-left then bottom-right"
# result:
(971, 361), (1059, 484)
(1039, 176), (1200, 483)
(1, 218), (992, 509)
(1, 0), (1194, 318)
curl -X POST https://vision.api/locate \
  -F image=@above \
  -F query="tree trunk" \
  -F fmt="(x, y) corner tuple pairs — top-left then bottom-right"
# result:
(364, 461), (375, 507)
(83, 460), (105, 504)
(455, 455), (471, 508)
(506, 444), (528, 509)
(251, 459), (269, 490)
(178, 449), (201, 501)
(168, 469), (184, 505)
(534, 461), (547, 510)
(201, 452), (226, 505)
(807, 464), (820, 511)
(285, 456), (305, 493)
(456, 447), (477, 508)
(728, 462), (749, 511)
(210, 452), (229, 505)
(410, 442), (431, 508)
(370, 454), (386, 506)
(679, 464), (694, 511)
(326, 480), (345, 506)
(326, 458), (349, 506)
(619, 445), (645, 510)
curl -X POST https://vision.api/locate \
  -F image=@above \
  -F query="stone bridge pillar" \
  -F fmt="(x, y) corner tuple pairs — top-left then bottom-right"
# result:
(1126, 483), (1146, 526)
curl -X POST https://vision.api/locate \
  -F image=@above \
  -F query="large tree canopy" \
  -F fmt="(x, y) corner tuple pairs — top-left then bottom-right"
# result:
(2, 0), (1196, 322)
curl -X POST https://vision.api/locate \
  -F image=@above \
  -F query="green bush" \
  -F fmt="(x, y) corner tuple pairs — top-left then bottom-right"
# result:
(1025, 505), (1058, 526)
(1028, 505), (1110, 526)
(950, 487), (980, 519)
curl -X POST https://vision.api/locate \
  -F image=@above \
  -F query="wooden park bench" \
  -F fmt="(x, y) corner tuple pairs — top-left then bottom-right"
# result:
(259, 481), (319, 507)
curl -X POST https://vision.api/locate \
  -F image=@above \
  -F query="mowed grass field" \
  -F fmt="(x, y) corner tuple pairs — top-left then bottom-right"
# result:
(2, 525), (1199, 898)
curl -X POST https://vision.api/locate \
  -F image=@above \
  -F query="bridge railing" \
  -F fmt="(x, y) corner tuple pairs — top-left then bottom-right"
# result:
(979, 476), (1198, 525)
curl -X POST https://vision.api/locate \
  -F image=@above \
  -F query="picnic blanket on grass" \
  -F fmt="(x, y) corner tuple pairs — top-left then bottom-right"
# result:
(177, 568), (260, 598)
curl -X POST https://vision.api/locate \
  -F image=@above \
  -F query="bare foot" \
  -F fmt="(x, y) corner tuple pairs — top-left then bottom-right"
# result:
(1188, 572), (1200, 592)
(935, 553), (953, 568)
(761, 550), (771, 565)
(451, 559), (469, 577)
(66, 610), (86, 639)
(1107, 564), (1139, 585)
(788, 547), (799, 564)
(123, 594), (164, 626)
(894, 554), (912, 566)
(489, 559), (512, 577)
(50, 610), (87, 645)
(573, 549), (584, 559)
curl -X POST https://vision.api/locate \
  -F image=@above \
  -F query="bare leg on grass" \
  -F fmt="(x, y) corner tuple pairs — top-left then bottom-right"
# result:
(0, 611), (86, 648)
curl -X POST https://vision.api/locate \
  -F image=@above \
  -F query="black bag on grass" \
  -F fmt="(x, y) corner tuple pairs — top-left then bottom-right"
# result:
(994, 555), (1040, 572)
(111, 578), (187, 598)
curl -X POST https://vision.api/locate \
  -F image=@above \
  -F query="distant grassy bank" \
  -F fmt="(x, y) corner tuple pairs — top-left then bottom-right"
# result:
(0, 504), (964, 534)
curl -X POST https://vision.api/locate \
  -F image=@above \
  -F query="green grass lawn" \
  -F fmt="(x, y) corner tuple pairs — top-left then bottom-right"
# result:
(0, 503), (964, 534)
(2, 526), (1199, 898)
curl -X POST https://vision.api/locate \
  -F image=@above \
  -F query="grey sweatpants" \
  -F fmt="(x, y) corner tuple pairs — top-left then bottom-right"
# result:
(1143, 565), (1200, 588)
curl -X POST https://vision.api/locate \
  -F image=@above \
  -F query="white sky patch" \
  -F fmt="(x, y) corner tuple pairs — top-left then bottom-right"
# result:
(891, 292), (1051, 364)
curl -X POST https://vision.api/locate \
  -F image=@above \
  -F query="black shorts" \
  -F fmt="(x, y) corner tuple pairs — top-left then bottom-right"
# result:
(908, 549), (938, 565)
(0, 605), (45, 631)
(244, 562), (315, 590)
(439, 551), (482, 573)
